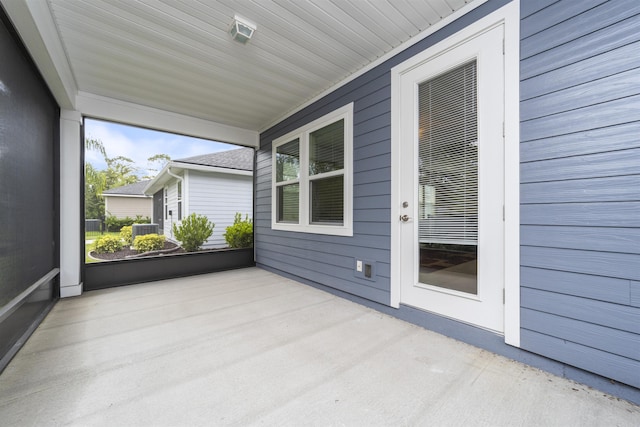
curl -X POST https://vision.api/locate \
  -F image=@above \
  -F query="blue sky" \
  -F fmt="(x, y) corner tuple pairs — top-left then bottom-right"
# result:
(85, 118), (237, 178)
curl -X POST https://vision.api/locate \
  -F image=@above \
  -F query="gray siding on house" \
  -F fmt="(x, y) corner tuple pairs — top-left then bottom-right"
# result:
(255, 0), (509, 304)
(520, 0), (640, 389)
(188, 170), (253, 248)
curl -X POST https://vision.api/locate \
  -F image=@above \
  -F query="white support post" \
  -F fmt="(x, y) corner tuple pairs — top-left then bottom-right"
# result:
(59, 109), (83, 298)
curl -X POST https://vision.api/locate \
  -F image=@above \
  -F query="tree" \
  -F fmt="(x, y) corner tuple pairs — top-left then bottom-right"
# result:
(85, 138), (108, 219)
(84, 137), (142, 219)
(85, 137), (107, 160)
(85, 163), (106, 219)
(144, 153), (171, 179)
(104, 156), (140, 189)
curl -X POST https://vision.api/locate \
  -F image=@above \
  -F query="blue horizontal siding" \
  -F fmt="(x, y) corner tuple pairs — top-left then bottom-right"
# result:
(520, 0), (604, 36)
(521, 201), (640, 227)
(521, 175), (640, 204)
(521, 330), (640, 389)
(520, 0), (560, 21)
(521, 246), (640, 281)
(520, 266), (632, 306)
(520, 41), (640, 102)
(521, 1), (635, 59)
(521, 288), (640, 334)
(522, 308), (639, 361)
(521, 94), (640, 142)
(255, 251), (389, 304)
(520, 11), (640, 80)
(631, 282), (640, 307)
(520, 122), (640, 162)
(520, 0), (640, 390)
(521, 225), (640, 254)
(521, 148), (640, 182)
(520, 67), (640, 122)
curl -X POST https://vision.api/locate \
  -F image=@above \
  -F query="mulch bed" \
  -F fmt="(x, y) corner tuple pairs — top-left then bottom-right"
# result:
(90, 241), (185, 261)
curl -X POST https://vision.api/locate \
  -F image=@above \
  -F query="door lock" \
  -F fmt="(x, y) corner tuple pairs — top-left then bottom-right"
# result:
(400, 214), (411, 222)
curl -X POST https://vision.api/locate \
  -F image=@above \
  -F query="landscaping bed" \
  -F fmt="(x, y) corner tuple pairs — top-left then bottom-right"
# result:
(89, 241), (185, 261)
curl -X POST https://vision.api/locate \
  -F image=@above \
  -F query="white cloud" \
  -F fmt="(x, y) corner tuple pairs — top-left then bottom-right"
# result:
(84, 119), (236, 178)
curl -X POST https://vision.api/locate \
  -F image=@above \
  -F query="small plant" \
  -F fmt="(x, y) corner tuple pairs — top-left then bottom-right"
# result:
(133, 234), (165, 252)
(120, 225), (133, 246)
(223, 213), (253, 248)
(94, 235), (123, 253)
(172, 213), (214, 252)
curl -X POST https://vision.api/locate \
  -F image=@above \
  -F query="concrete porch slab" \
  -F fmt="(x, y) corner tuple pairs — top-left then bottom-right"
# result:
(0, 267), (638, 425)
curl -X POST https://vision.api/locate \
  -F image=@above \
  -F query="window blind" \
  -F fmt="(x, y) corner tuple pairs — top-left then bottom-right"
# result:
(310, 175), (344, 224)
(309, 119), (344, 176)
(418, 60), (478, 245)
(309, 119), (344, 224)
(275, 139), (300, 223)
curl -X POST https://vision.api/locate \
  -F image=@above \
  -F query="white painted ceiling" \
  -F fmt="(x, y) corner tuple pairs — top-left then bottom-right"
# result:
(39, 0), (475, 131)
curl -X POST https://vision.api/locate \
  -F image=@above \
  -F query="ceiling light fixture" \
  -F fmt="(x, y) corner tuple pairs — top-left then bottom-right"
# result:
(229, 15), (256, 44)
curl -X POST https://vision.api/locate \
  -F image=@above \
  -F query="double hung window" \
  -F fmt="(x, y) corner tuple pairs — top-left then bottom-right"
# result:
(272, 103), (353, 236)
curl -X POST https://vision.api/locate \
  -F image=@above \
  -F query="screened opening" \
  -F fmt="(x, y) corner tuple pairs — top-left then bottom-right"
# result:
(84, 119), (254, 269)
(417, 60), (478, 294)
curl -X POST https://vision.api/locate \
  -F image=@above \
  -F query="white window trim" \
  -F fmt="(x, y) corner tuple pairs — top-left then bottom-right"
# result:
(177, 181), (183, 221)
(271, 103), (353, 236)
(390, 2), (520, 346)
(163, 186), (168, 221)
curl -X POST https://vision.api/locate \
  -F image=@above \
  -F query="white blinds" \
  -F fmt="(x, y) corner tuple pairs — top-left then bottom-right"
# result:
(418, 60), (478, 245)
(309, 119), (345, 224)
(275, 139), (300, 223)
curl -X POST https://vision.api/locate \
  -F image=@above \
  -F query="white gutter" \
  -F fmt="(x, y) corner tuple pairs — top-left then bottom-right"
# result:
(166, 166), (182, 183)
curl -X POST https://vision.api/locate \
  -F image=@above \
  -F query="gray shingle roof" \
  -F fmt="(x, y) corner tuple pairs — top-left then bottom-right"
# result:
(102, 180), (152, 196)
(173, 147), (254, 171)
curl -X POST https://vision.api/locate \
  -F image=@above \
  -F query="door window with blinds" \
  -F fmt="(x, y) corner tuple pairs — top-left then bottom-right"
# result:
(272, 103), (353, 236)
(418, 60), (479, 295)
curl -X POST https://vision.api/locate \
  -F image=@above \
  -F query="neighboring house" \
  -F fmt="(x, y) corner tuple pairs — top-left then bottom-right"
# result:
(101, 180), (152, 219)
(143, 148), (253, 248)
(2, 0), (639, 405)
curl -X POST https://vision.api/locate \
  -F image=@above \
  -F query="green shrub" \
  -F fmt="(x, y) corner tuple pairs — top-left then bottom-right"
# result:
(94, 235), (123, 253)
(105, 215), (151, 232)
(120, 225), (133, 246)
(172, 213), (214, 252)
(223, 213), (253, 248)
(133, 233), (165, 252)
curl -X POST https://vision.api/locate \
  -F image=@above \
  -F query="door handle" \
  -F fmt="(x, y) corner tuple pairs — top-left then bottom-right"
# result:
(400, 214), (411, 222)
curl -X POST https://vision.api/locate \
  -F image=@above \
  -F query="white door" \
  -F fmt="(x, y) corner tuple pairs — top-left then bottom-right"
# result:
(397, 25), (505, 333)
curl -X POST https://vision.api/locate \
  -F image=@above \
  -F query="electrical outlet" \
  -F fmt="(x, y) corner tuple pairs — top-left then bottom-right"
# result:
(356, 260), (363, 272)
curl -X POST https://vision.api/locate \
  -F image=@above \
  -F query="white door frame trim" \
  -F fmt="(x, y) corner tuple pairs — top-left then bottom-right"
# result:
(390, 1), (520, 347)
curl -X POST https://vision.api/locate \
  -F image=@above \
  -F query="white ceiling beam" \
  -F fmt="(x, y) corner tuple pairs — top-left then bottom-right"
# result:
(76, 92), (259, 148)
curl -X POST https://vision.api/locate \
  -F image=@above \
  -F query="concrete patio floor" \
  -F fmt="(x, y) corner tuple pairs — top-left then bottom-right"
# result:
(0, 267), (638, 426)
